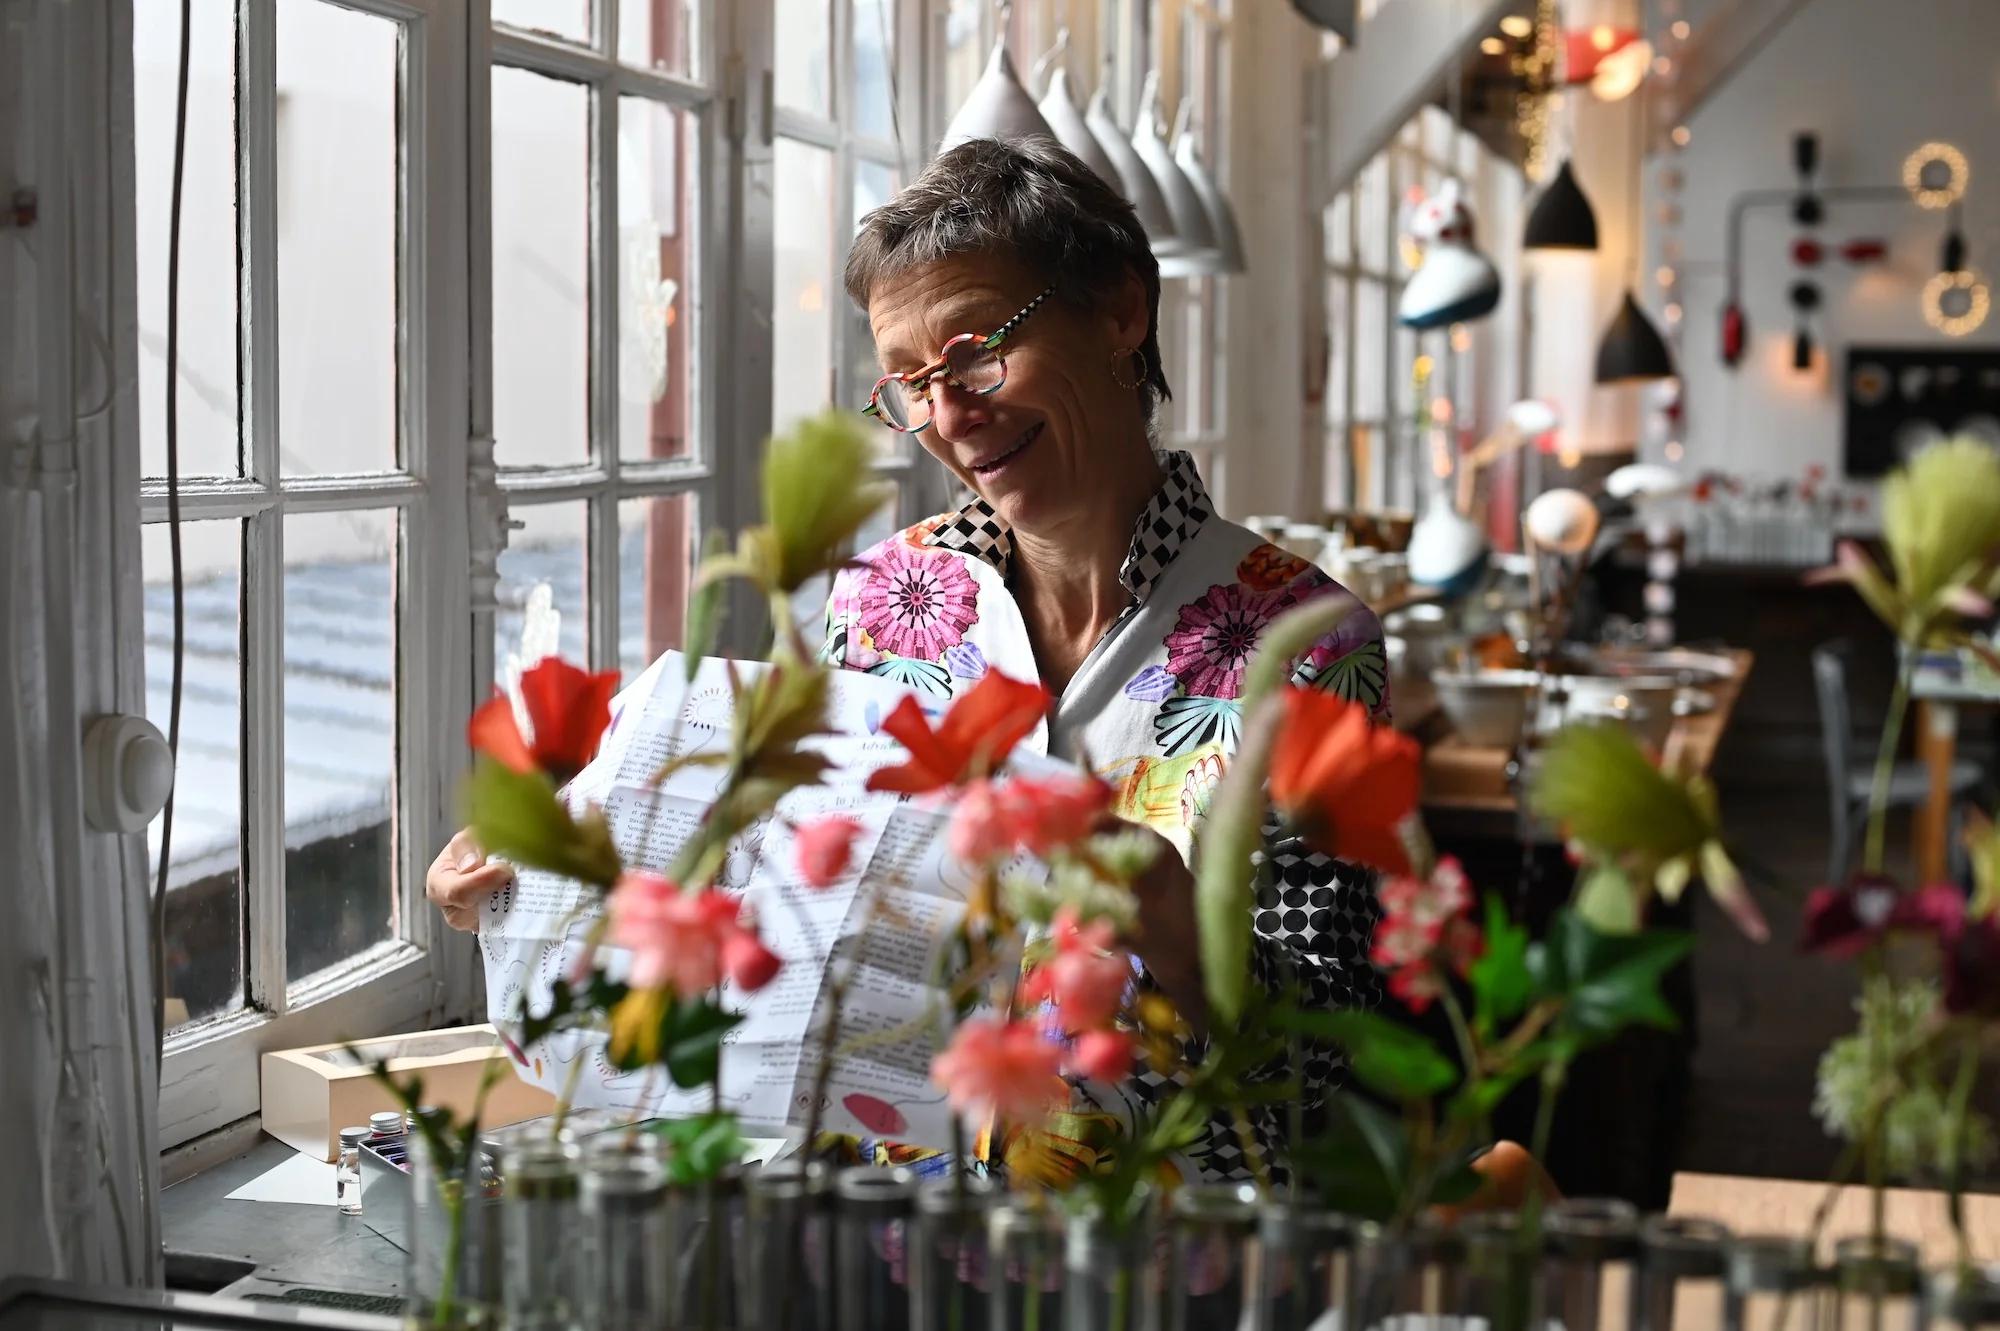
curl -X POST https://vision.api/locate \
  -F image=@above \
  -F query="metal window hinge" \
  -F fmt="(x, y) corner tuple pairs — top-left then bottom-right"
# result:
(1, 187), (37, 228)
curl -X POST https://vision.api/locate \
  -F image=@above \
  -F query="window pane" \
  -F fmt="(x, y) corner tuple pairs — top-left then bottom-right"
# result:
(1326, 275), (1350, 425)
(493, 0), (590, 44)
(134, 0), (239, 479)
(772, 138), (835, 436)
(284, 510), (397, 984)
(1354, 278), (1387, 423)
(1355, 156), (1390, 274)
(146, 521), (244, 1029)
(844, 158), (900, 445)
(619, 99), (697, 463)
(852, 0), (895, 142)
(619, 0), (700, 77)
(492, 68), (591, 466)
(497, 501), (589, 685)
(774, 0), (832, 116)
(277, 1), (398, 476)
(942, 0), (983, 126)
(1325, 191), (1352, 267)
(618, 492), (697, 680)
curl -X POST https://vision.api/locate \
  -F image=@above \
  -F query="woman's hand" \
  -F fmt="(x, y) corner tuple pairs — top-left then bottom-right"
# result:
(1115, 820), (1210, 1037)
(1430, 1141), (1562, 1223)
(426, 828), (515, 933)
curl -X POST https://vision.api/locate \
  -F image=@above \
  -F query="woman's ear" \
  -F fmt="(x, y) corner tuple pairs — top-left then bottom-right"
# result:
(1103, 268), (1152, 350)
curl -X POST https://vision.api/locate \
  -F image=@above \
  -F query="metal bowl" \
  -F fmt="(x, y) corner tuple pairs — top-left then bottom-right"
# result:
(1433, 669), (1540, 748)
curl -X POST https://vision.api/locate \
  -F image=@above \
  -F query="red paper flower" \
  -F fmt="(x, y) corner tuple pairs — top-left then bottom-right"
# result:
(468, 656), (622, 786)
(606, 875), (782, 998)
(1800, 876), (1964, 960)
(866, 671), (1050, 795)
(1267, 687), (1421, 874)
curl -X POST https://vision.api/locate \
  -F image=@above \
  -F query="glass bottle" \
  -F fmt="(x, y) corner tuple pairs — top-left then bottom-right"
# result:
(912, 1173), (994, 1331)
(579, 1130), (672, 1331)
(1350, 1215), (1467, 1329)
(1461, 1209), (1545, 1331)
(989, 1197), (1064, 1331)
(1165, 1183), (1258, 1331)
(1635, 1215), (1730, 1331)
(736, 1161), (820, 1331)
(1251, 1203), (1360, 1331)
(1063, 1193), (1161, 1331)
(1544, 1197), (1642, 1331)
(1828, 1236), (1921, 1331)
(336, 1126), (367, 1216)
(1726, 1234), (1824, 1331)
(499, 1135), (582, 1331)
(1929, 1263), (2000, 1329)
(405, 1115), (502, 1328)
(836, 1166), (919, 1331)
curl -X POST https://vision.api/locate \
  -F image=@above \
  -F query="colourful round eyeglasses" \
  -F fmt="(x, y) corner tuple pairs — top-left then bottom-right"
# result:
(861, 287), (1054, 433)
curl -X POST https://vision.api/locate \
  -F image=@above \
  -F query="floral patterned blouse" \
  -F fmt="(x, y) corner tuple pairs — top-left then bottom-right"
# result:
(822, 450), (1390, 1184)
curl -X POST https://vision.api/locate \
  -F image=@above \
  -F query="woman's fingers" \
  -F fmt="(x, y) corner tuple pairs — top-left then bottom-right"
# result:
(1430, 1140), (1562, 1223)
(427, 828), (515, 930)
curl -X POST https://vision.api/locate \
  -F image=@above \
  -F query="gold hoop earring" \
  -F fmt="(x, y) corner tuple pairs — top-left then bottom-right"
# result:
(1110, 347), (1148, 391)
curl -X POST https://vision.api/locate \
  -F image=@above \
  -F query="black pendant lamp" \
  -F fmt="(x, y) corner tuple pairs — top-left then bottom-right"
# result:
(1524, 159), (1600, 250)
(1595, 289), (1676, 383)
(1291, 0), (1359, 42)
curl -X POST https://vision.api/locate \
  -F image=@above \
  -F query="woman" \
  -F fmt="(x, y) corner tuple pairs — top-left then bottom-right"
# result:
(431, 138), (1392, 1184)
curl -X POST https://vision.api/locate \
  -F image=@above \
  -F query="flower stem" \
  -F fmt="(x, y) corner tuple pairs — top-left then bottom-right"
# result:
(1862, 662), (1912, 875)
(1525, 1058), (1567, 1233)
(1942, 1028), (1979, 1270)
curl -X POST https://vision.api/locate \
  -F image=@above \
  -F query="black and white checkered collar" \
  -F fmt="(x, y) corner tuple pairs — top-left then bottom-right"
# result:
(924, 450), (1213, 609)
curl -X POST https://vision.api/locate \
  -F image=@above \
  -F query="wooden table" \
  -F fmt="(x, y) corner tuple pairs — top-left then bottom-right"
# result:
(1420, 649), (1755, 821)
(1910, 647), (2000, 883)
(1670, 1171), (2000, 1267)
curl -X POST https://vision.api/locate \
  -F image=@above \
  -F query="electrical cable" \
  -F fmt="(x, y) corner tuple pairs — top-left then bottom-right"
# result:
(153, 0), (192, 1076)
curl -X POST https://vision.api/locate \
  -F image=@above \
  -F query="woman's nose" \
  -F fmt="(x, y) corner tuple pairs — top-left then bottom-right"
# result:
(928, 378), (995, 441)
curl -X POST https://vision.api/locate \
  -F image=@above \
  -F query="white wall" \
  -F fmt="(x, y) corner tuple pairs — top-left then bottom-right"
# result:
(1657, 0), (2000, 482)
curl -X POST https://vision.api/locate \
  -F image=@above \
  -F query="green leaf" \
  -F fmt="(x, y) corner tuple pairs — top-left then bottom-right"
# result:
(661, 1000), (741, 1088)
(1468, 895), (1534, 1032)
(1295, 1093), (1411, 1222)
(1530, 723), (1719, 863)
(1195, 699), (1281, 1024)
(1533, 911), (1692, 1043)
(1574, 864), (1642, 935)
(683, 530), (732, 677)
(651, 1111), (748, 1185)
(762, 410), (896, 592)
(465, 757), (623, 888)
(1275, 1009), (1457, 1101)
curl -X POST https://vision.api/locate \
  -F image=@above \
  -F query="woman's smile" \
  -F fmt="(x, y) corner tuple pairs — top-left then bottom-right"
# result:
(967, 421), (1044, 479)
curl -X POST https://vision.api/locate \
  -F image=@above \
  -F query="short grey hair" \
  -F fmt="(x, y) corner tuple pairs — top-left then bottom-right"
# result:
(844, 136), (1172, 423)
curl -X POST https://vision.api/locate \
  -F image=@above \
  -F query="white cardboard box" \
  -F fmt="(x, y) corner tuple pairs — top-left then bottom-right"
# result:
(260, 1023), (555, 1160)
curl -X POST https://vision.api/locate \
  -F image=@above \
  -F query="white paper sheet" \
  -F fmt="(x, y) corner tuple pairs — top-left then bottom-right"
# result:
(480, 653), (1014, 1150)
(224, 1151), (340, 1207)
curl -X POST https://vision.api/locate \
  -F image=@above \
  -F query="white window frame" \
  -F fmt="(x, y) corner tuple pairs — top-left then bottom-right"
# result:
(148, 0), (479, 1149)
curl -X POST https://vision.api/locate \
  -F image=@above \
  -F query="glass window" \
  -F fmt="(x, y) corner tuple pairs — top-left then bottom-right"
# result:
(942, 0), (985, 127)
(492, 0), (591, 45)
(774, 0), (833, 115)
(771, 138), (836, 435)
(1325, 191), (1352, 267)
(282, 509), (398, 985)
(134, 0), (239, 479)
(852, 0), (896, 142)
(1326, 274), (1350, 429)
(618, 98), (698, 463)
(619, 0), (700, 77)
(844, 160), (900, 422)
(146, 520), (244, 1030)
(618, 493), (697, 680)
(276, 1), (398, 476)
(1354, 276), (1388, 423)
(496, 502), (591, 687)
(491, 68), (592, 466)
(1355, 156), (1390, 274)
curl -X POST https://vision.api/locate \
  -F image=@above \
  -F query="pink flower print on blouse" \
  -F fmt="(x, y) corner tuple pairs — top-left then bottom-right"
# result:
(855, 543), (980, 662)
(1164, 582), (1294, 699)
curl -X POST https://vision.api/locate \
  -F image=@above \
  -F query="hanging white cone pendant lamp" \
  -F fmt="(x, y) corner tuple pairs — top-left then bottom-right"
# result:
(1038, 65), (1122, 189)
(1171, 105), (1246, 275)
(939, 39), (1056, 154)
(1084, 67), (1182, 255)
(1398, 180), (1502, 328)
(1131, 72), (1218, 265)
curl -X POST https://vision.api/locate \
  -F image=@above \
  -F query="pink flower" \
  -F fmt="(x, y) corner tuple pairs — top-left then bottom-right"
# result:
(929, 1017), (1069, 1126)
(1164, 583), (1296, 698)
(607, 875), (782, 998)
(1388, 962), (1448, 1013)
(1022, 908), (1132, 1034)
(949, 780), (1016, 864)
(855, 543), (981, 661)
(795, 815), (863, 889)
(1004, 773), (1113, 856)
(1067, 1029), (1137, 1082)
(1371, 858), (1483, 1013)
